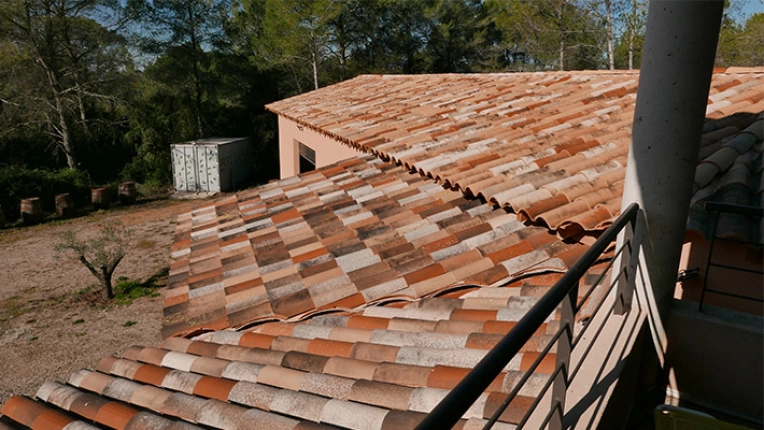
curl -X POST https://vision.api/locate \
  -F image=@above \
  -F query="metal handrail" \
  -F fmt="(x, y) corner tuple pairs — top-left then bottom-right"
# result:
(698, 201), (764, 311)
(416, 203), (639, 429)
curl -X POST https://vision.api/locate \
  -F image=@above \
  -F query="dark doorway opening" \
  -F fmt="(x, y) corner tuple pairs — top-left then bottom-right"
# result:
(298, 142), (316, 173)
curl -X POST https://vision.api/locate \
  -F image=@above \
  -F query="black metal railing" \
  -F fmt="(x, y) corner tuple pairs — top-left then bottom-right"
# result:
(416, 203), (640, 430)
(698, 201), (764, 311)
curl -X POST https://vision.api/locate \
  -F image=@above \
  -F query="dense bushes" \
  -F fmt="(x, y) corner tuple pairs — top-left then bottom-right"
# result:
(0, 166), (91, 221)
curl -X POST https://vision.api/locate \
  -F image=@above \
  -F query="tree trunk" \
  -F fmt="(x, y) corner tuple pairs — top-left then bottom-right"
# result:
(77, 93), (89, 133)
(311, 47), (319, 90)
(628, 34), (634, 69)
(605, 0), (615, 70)
(628, 0), (637, 69)
(45, 67), (78, 168)
(558, 0), (565, 71)
(188, 3), (204, 138)
(100, 266), (114, 300)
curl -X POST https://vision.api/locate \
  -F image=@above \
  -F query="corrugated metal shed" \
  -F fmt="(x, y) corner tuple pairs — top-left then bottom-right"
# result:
(171, 138), (253, 193)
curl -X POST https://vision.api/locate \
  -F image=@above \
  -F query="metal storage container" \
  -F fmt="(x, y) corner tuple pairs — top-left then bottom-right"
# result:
(171, 137), (253, 193)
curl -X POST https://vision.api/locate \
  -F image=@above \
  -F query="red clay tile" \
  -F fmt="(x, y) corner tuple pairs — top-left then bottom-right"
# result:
(271, 207), (300, 225)
(31, 409), (74, 429)
(347, 315), (389, 330)
(69, 392), (108, 420)
(132, 364), (172, 386)
(487, 241), (534, 265)
(306, 339), (354, 357)
(321, 292), (367, 310)
(256, 365), (306, 391)
(96, 356), (118, 374)
(282, 351), (330, 373)
(95, 402), (137, 429)
(192, 376), (237, 401)
(426, 366), (471, 390)
(350, 342), (401, 363)
(483, 392), (534, 424)
(463, 265), (510, 285)
(520, 352), (557, 374)
(1, 396), (49, 427)
(238, 332), (276, 349)
(190, 357), (228, 377)
(381, 410), (426, 430)
(223, 277), (262, 296)
(404, 264), (446, 286)
(526, 230), (561, 249)
(186, 341), (221, 357)
(292, 246), (329, 264)
(349, 379), (414, 411)
(450, 309), (498, 322)
(465, 333), (503, 350)
(373, 363), (431, 387)
(482, 320), (517, 335)
(454, 223), (493, 242)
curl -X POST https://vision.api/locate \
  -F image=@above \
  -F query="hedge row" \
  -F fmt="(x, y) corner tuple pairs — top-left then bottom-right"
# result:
(0, 166), (92, 222)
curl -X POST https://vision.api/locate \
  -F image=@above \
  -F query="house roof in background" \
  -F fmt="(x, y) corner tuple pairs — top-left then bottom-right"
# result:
(267, 69), (764, 237)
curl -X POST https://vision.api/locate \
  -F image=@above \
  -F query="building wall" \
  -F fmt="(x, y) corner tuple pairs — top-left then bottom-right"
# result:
(666, 300), (763, 421)
(278, 116), (363, 179)
(676, 230), (763, 316)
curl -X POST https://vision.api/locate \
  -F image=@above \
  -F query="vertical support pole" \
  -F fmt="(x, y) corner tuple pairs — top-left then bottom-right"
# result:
(698, 210), (721, 311)
(551, 281), (577, 430)
(619, 1), (724, 319)
(615, 213), (636, 315)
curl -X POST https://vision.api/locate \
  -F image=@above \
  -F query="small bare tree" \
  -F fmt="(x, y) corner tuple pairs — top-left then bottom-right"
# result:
(56, 221), (130, 300)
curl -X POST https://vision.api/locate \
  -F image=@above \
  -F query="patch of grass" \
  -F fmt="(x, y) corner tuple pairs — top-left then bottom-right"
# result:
(123, 320), (136, 327)
(113, 276), (161, 305)
(2, 296), (29, 319)
(74, 285), (95, 296)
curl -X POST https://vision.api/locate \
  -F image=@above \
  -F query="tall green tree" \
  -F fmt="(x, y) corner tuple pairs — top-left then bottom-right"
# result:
(488, 0), (600, 71)
(0, 0), (128, 169)
(717, 12), (764, 67)
(233, 0), (339, 92)
(127, 0), (231, 139)
(424, 0), (497, 73)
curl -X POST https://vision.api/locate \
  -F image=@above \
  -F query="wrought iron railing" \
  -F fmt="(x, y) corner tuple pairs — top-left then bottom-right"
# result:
(417, 203), (640, 429)
(698, 201), (764, 311)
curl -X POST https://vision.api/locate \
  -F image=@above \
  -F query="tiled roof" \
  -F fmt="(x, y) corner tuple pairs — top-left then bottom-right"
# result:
(266, 69), (764, 237)
(688, 112), (764, 243)
(163, 155), (588, 338)
(2, 264), (615, 429)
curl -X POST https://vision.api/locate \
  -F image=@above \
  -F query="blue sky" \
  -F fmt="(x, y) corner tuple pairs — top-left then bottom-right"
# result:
(733, 0), (762, 22)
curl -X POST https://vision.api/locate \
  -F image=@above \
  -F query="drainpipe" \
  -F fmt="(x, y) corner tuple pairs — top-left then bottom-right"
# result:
(620, 1), (723, 319)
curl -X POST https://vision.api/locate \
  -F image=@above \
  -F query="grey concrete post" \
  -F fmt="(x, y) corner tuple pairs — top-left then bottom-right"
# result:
(620, 1), (723, 319)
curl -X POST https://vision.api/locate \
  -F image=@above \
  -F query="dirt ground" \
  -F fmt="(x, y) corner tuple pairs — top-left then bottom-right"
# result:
(0, 198), (202, 405)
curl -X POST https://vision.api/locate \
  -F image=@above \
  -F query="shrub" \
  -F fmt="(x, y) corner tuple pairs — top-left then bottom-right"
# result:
(0, 166), (91, 221)
(55, 221), (130, 301)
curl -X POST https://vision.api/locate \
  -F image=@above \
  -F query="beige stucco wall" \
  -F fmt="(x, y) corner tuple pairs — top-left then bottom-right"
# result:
(278, 115), (364, 179)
